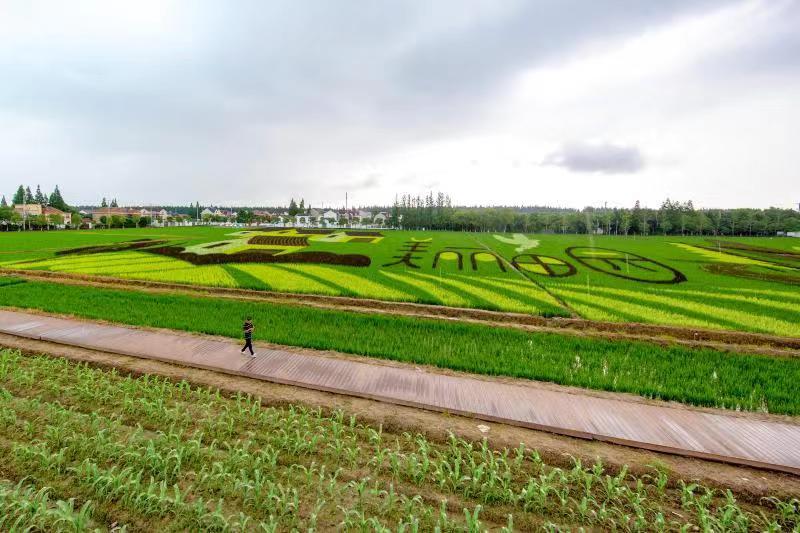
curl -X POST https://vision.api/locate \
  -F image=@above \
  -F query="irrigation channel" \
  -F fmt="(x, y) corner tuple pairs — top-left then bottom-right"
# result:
(1, 309), (799, 475)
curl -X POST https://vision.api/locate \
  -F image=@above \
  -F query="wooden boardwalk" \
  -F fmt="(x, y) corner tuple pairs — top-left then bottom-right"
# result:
(1, 309), (799, 475)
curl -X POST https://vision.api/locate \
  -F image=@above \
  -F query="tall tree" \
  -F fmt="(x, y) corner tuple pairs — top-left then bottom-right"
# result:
(0, 195), (7, 207)
(288, 198), (298, 216)
(101, 197), (108, 208)
(24, 186), (34, 204)
(48, 185), (67, 211)
(34, 185), (46, 205)
(12, 185), (25, 205)
(110, 198), (118, 208)
(298, 198), (305, 212)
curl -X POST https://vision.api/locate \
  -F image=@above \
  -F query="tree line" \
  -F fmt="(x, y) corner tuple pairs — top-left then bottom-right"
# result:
(390, 194), (800, 235)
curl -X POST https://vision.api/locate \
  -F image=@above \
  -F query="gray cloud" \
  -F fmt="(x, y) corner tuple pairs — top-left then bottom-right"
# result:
(0, 0), (797, 207)
(543, 142), (645, 174)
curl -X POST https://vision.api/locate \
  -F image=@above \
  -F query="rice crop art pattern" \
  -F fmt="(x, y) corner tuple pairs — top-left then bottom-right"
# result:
(1, 228), (799, 335)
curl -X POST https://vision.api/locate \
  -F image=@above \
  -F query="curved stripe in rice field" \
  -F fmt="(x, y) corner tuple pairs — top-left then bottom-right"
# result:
(119, 265), (237, 287)
(670, 242), (782, 267)
(8, 252), (157, 269)
(655, 287), (800, 315)
(552, 287), (732, 331)
(582, 286), (798, 336)
(228, 264), (339, 295)
(714, 286), (800, 304)
(281, 265), (410, 301)
(409, 271), (536, 313)
(379, 270), (470, 307)
(455, 275), (566, 314)
(72, 262), (199, 276)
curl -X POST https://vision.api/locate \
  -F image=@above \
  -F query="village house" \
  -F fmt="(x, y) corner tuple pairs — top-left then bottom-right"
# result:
(13, 204), (71, 225)
(372, 212), (388, 225)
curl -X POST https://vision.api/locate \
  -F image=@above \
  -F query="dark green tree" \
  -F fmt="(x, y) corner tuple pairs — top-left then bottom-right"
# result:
(24, 186), (33, 204)
(34, 185), (46, 205)
(0, 195), (6, 208)
(48, 185), (68, 211)
(12, 185), (25, 205)
(101, 197), (108, 207)
(288, 198), (298, 216)
(110, 198), (118, 208)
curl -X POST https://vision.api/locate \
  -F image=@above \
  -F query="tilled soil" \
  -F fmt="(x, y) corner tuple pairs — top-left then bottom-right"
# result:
(3, 268), (799, 356)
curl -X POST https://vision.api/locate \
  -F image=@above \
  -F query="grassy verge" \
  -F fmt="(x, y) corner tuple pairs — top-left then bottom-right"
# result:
(0, 277), (799, 415)
(2, 349), (798, 531)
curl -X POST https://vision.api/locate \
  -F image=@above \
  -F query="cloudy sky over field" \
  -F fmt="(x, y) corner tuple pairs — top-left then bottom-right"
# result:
(1, 0), (798, 208)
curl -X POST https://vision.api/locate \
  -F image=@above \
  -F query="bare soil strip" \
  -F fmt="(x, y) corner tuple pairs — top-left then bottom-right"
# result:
(2, 332), (799, 501)
(3, 268), (799, 356)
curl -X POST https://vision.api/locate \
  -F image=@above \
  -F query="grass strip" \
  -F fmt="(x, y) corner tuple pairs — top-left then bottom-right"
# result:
(0, 277), (799, 415)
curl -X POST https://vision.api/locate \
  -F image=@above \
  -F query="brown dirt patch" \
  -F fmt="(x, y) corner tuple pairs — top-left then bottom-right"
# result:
(248, 235), (309, 247)
(3, 333), (799, 502)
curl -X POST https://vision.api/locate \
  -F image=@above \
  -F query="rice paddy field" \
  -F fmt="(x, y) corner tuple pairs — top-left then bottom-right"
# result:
(1, 227), (798, 336)
(2, 349), (798, 532)
(2, 277), (799, 414)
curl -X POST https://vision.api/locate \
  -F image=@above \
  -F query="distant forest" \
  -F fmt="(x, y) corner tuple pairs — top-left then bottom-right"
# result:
(386, 193), (800, 235)
(5, 184), (799, 235)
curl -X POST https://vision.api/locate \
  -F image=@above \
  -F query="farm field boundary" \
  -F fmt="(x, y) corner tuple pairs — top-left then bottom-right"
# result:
(1, 309), (800, 476)
(3, 267), (800, 355)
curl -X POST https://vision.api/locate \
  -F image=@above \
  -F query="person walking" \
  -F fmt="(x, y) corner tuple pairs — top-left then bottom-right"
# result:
(241, 316), (255, 357)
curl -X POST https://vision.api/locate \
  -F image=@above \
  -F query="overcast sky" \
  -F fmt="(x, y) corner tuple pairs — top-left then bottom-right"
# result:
(1, 0), (798, 209)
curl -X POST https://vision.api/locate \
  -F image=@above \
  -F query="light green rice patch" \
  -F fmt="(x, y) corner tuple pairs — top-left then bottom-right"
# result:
(119, 265), (237, 287)
(552, 286), (725, 329)
(67, 260), (197, 276)
(656, 287), (800, 315)
(281, 265), (410, 301)
(586, 285), (798, 336)
(518, 263), (548, 275)
(229, 264), (339, 295)
(6, 252), (157, 270)
(379, 270), (470, 307)
(182, 240), (243, 255)
(410, 271), (537, 313)
(671, 242), (786, 268)
(474, 252), (500, 262)
(456, 275), (563, 309)
(714, 286), (800, 304)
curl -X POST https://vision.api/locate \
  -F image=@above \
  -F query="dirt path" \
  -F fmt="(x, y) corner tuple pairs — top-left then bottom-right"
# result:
(3, 268), (799, 357)
(1, 308), (799, 477)
(2, 332), (799, 501)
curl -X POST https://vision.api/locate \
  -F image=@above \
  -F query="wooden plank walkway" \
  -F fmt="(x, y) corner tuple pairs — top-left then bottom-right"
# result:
(1, 309), (799, 475)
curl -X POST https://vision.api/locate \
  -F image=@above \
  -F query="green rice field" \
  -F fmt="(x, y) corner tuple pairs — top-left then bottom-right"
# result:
(1, 278), (798, 415)
(1, 227), (798, 336)
(1, 349), (797, 531)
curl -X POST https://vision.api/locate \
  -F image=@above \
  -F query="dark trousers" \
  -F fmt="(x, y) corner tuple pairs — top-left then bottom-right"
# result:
(241, 338), (254, 355)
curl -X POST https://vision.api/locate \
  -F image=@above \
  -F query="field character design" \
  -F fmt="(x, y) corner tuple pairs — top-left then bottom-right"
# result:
(382, 240), (431, 269)
(566, 247), (686, 284)
(241, 317), (255, 357)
